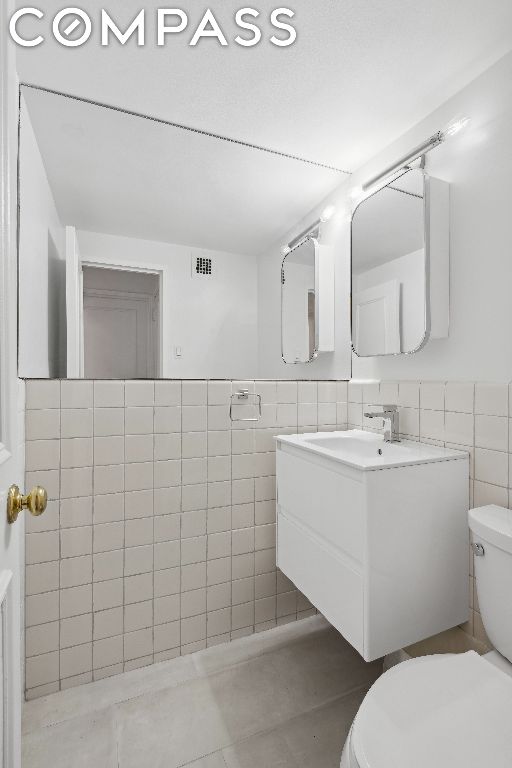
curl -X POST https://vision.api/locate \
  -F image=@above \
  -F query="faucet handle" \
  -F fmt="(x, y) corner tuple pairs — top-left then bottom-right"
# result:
(381, 404), (398, 411)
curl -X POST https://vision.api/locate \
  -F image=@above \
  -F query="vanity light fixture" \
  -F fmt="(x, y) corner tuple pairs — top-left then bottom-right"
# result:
(320, 204), (336, 222)
(361, 116), (470, 194)
(442, 116), (470, 137)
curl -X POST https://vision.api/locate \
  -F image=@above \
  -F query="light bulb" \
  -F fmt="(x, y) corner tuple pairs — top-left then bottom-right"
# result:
(320, 204), (336, 222)
(280, 245), (291, 256)
(442, 116), (470, 138)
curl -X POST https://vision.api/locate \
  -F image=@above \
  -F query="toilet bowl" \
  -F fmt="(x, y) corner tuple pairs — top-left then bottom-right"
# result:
(340, 505), (512, 768)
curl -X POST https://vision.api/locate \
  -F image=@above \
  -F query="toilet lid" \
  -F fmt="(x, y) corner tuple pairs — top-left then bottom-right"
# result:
(352, 651), (512, 768)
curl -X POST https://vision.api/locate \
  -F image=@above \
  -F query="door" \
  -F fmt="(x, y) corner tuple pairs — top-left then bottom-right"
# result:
(65, 226), (84, 378)
(0, 2), (24, 765)
(83, 290), (157, 378)
(354, 279), (401, 356)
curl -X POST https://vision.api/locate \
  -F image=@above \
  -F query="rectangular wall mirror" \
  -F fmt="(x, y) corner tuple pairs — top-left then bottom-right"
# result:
(351, 167), (428, 357)
(18, 85), (349, 380)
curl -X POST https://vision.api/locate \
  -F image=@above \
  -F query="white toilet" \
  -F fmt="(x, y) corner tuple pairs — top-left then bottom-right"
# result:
(340, 504), (512, 768)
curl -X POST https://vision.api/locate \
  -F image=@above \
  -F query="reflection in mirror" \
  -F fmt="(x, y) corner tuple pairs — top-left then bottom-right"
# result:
(18, 85), (344, 379)
(281, 238), (317, 364)
(351, 168), (427, 356)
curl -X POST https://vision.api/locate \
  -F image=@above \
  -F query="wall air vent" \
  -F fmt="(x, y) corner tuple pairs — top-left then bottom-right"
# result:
(193, 256), (213, 277)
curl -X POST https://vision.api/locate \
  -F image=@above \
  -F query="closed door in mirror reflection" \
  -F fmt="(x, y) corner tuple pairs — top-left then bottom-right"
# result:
(281, 238), (317, 364)
(351, 168), (427, 357)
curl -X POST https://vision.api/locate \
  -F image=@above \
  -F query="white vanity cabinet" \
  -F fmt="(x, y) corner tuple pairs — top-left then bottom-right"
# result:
(276, 431), (469, 661)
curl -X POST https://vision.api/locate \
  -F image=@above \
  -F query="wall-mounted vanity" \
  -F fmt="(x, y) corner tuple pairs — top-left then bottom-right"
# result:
(276, 429), (469, 661)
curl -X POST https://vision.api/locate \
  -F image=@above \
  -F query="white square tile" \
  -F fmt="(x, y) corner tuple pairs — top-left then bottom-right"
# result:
(124, 544), (153, 576)
(93, 607), (123, 640)
(444, 412), (474, 446)
(26, 410), (60, 440)
(475, 448), (508, 487)
(125, 462), (153, 492)
(60, 555), (92, 589)
(26, 381), (60, 410)
(154, 407), (181, 433)
(25, 439), (60, 471)
(154, 433), (181, 461)
(475, 415), (508, 451)
(60, 584), (92, 618)
(61, 409), (93, 439)
(475, 383), (508, 416)
(93, 551), (123, 583)
(26, 531), (59, 565)
(125, 517), (153, 548)
(61, 437), (93, 468)
(398, 381), (420, 409)
(93, 493), (124, 524)
(61, 381), (93, 409)
(154, 514), (180, 542)
(93, 579), (123, 611)
(94, 408), (124, 437)
(125, 407), (153, 435)
(94, 436), (125, 465)
(60, 614), (92, 649)
(208, 431), (231, 457)
(420, 382), (445, 410)
(61, 466), (93, 498)
(208, 381), (232, 405)
(61, 527), (92, 559)
(93, 522), (124, 554)
(93, 464), (124, 495)
(182, 406), (207, 432)
(182, 381), (207, 406)
(93, 381), (124, 408)
(125, 381), (154, 407)
(277, 382), (298, 403)
(155, 381), (181, 406)
(420, 409), (445, 441)
(445, 382), (474, 414)
(125, 435), (152, 463)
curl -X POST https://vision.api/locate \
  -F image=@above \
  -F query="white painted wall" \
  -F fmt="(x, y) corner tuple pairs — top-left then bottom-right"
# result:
(353, 249), (425, 354)
(77, 230), (258, 379)
(347, 50), (512, 382)
(18, 99), (66, 378)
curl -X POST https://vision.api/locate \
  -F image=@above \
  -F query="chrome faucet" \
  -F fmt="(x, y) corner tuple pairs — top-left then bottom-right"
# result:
(364, 404), (400, 443)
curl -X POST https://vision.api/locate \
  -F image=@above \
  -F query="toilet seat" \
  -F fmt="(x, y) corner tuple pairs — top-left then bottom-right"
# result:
(351, 651), (512, 768)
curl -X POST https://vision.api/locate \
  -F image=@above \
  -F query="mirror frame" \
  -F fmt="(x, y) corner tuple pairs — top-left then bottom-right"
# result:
(350, 167), (431, 358)
(281, 235), (319, 365)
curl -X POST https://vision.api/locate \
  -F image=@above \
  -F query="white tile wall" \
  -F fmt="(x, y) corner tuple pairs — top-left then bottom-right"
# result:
(24, 379), (344, 699)
(25, 376), (508, 699)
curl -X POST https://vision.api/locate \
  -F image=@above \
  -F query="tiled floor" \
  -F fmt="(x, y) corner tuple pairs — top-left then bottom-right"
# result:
(22, 616), (382, 767)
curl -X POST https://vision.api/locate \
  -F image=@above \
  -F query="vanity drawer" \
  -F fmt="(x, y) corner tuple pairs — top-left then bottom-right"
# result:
(276, 447), (365, 563)
(277, 510), (364, 656)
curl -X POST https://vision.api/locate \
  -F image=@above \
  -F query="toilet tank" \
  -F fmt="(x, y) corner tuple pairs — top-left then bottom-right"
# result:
(469, 505), (512, 662)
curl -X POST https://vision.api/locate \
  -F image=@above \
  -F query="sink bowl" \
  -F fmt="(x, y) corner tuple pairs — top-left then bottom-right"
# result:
(278, 429), (467, 470)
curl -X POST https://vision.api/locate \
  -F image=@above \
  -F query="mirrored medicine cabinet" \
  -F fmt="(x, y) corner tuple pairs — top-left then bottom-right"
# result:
(351, 166), (449, 357)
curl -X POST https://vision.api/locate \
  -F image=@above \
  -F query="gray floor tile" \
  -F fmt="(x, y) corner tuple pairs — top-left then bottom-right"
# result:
(223, 729), (299, 768)
(184, 753), (229, 767)
(22, 709), (118, 768)
(282, 689), (365, 767)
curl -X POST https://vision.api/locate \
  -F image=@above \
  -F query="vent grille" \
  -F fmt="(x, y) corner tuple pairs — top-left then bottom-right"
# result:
(281, 267), (285, 285)
(194, 256), (212, 276)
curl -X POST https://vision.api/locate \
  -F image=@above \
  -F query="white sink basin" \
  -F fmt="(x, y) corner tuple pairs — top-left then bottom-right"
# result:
(277, 429), (467, 470)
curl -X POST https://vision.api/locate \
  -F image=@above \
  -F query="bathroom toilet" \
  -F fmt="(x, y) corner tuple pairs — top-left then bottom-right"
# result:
(340, 504), (512, 767)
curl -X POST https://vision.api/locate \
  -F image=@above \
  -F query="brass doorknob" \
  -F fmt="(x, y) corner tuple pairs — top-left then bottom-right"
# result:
(7, 484), (47, 524)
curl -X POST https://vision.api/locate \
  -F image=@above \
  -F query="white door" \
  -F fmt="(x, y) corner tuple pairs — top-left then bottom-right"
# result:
(354, 279), (401, 356)
(0, 3), (24, 765)
(83, 290), (157, 378)
(66, 226), (84, 378)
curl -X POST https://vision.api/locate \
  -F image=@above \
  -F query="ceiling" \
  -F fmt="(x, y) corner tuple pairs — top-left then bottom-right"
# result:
(14, 0), (512, 170)
(22, 87), (343, 255)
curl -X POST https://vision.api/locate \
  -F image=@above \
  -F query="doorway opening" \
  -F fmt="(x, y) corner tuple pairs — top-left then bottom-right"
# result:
(82, 266), (160, 379)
